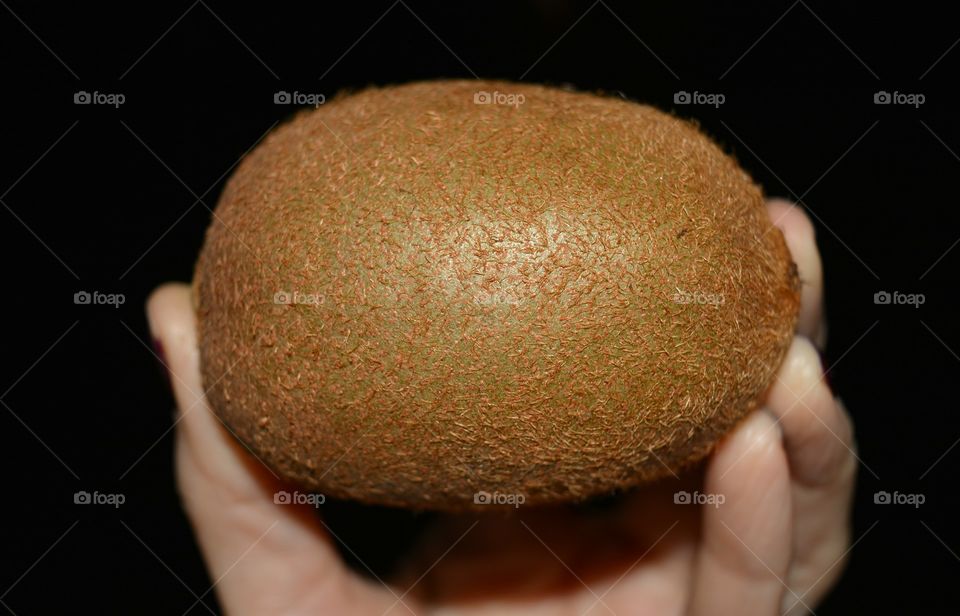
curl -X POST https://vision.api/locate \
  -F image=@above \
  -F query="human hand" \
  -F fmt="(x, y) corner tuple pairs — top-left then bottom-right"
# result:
(147, 199), (853, 615)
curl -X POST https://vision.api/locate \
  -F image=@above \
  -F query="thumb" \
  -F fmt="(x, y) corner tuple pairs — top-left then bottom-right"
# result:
(147, 282), (396, 615)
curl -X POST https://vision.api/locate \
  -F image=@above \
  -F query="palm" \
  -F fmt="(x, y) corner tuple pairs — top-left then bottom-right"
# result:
(385, 480), (702, 615)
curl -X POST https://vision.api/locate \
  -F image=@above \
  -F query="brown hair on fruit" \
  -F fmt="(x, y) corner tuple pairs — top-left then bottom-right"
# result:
(193, 80), (800, 510)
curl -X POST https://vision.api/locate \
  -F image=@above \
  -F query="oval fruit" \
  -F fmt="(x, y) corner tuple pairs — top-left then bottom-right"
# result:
(194, 80), (800, 510)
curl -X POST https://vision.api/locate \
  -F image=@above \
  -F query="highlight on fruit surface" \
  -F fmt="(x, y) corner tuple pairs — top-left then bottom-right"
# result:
(193, 80), (801, 510)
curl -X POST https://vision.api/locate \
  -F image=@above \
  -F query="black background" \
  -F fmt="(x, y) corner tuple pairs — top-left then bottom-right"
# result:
(1, 1), (956, 613)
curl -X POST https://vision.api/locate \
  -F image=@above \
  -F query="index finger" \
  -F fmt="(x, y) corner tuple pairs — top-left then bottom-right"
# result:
(768, 199), (825, 348)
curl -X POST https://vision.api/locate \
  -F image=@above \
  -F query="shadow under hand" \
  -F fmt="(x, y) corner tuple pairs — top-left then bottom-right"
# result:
(319, 468), (706, 610)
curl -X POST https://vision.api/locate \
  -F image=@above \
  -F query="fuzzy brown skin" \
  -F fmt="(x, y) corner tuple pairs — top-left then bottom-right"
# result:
(193, 80), (800, 511)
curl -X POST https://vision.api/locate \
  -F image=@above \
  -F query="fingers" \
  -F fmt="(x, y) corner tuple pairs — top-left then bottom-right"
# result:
(767, 199), (826, 348)
(765, 338), (854, 486)
(764, 337), (856, 613)
(765, 201), (853, 611)
(689, 411), (795, 616)
(147, 283), (396, 615)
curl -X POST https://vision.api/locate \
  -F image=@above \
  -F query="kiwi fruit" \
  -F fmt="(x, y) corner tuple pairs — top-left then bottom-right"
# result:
(193, 80), (800, 510)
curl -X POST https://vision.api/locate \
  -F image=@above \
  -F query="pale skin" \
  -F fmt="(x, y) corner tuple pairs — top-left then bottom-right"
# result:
(147, 200), (855, 615)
